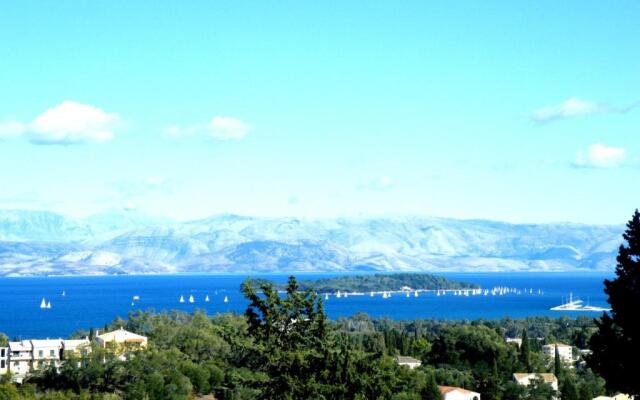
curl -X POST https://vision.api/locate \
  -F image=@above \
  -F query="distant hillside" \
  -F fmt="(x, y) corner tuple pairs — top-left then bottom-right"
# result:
(0, 210), (624, 276)
(296, 273), (479, 293)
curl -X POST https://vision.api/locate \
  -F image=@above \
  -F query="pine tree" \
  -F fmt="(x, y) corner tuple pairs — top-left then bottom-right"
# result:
(589, 209), (640, 396)
(519, 329), (530, 370)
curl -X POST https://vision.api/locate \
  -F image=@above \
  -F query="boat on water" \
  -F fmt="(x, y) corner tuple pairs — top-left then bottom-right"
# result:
(132, 295), (140, 301)
(224, 296), (228, 303)
(550, 293), (610, 312)
(324, 294), (329, 300)
(61, 291), (66, 297)
(189, 295), (195, 303)
(46, 301), (51, 309)
(179, 295), (185, 303)
(205, 295), (210, 302)
(414, 290), (418, 297)
(40, 298), (47, 309)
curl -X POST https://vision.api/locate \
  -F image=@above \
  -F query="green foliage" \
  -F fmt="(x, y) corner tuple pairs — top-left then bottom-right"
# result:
(296, 273), (478, 292)
(589, 209), (640, 396)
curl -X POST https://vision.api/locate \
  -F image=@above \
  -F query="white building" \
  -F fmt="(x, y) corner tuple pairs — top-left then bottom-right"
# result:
(31, 339), (63, 371)
(395, 356), (422, 369)
(542, 343), (573, 363)
(513, 373), (559, 391)
(439, 386), (481, 400)
(2, 338), (90, 382)
(0, 347), (8, 374)
(506, 338), (523, 348)
(8, 341), (33, 379)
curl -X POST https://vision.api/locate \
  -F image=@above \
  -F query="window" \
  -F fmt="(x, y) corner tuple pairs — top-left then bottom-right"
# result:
(50, 349), (55, 357)
(0, 349), (4, 357)
(1, 360), (5, 368)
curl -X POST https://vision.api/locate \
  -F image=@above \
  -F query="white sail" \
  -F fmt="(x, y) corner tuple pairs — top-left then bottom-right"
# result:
(61, 291), (66, 296)
(189, 295), (195, 303)
(179, 295), (185, 303)
(40, 298), (47, 308)
(324, 294), (329, 300)
(414, 290), (419, 297)
(132, 295), (140, 301)
(224, 296), (228, 303)
(205, 295), (210, 302)
(46, 301), (51, 309)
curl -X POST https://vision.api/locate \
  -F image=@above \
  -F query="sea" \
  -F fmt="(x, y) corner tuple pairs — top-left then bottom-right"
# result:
(0, 272), (613, 339)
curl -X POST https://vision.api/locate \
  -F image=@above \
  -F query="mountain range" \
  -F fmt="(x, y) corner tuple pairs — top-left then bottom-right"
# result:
(0, 210), (623, 276)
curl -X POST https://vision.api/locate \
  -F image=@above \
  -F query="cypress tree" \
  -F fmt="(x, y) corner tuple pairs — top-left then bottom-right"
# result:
(589, 210), (640, 396)
(554, 345), (562, 377)
(519, 329), (530, 370)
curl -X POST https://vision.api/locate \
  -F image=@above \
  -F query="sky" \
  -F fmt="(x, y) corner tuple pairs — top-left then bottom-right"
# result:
(0, 1), (638, 224)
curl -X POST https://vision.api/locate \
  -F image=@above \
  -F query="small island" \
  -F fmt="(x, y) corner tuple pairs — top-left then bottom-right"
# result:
(293, 273), (479, 293)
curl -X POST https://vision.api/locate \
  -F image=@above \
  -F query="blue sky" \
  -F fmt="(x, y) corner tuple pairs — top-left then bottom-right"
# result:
(0, 1), (638, 224)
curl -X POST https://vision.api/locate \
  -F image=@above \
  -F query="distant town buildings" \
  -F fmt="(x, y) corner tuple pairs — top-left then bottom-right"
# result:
(0, 328), (146, 382)
(513, 373), (559, 391)
(439, 385), (481, 400)
(394, 356), (422, 369)
(542, 343), (573, 363)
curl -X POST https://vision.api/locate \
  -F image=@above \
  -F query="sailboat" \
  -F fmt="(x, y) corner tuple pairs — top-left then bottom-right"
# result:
(188, 295), (195, 303)
(223, 296), (229, 303)
(132, 295), (140, 301)
(205, 295), (210, 302)
(40, 298), (47, 309)
(61, 291), (66, 297)
(46, 301), (52, 309)
(179, 295), (185, 303)
(336, 291), (342, 299)
(414, 290), (419, 297)
(406, 291), (410, 298)
(370, 291), (374, 297)
(324, 293), (329, 300)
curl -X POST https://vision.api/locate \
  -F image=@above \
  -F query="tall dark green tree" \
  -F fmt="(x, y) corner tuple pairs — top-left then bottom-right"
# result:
(421, 373), (443, 400)
(554, 346), (562, 377)
(589, 209), (640, 396)
(519, 329), (530, 370)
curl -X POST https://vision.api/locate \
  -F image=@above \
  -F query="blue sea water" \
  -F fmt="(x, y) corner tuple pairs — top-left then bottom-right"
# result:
(0, 272), (613, 339)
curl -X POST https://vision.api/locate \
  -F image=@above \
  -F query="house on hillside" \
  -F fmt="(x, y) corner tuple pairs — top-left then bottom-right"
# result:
(439, 386), (481, 400)
(394, 356), (421, 369)
(96, 327), (148, 351)
(542, 343), (573, 363)
(505, 337), (522, 348)
(8, 341), (33, 380)
(513, 373), (558, 391)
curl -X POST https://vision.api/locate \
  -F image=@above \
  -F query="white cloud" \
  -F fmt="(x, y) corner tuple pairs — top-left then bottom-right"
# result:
(207, 116), (250, 140)
(27, 101), (120, 144)
(531, 97), (606, 123)
(1, 101), (120, 144)
(145, 176), (166, 187)
(0, 121), (26, 138)
(165, 116), (251, 140)
(358, 176), (395, 191)
(575, 143), (625, 168)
